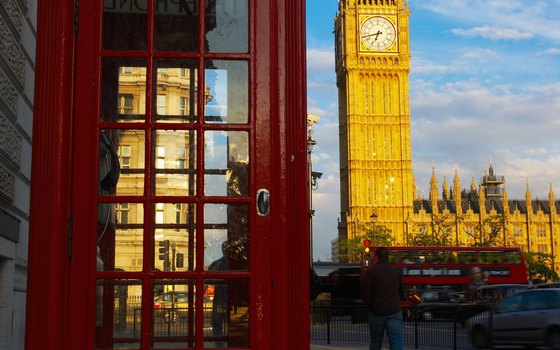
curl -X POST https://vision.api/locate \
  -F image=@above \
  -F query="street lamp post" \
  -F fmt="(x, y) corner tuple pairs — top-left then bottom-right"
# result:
(370, 213), (377, 245)
(307, 114), (320, 266)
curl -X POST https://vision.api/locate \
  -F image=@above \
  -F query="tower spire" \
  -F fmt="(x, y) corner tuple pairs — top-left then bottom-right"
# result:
(479, 184), (486, 215)
(549, 181), (556, 213)
(430, 163), (439, 214)
(526, 180), (533, 214)
(442, 176), (449, 200)
(502, 180), (509, 214)
(470, 176), (477, 195)
(453, 167), (462, 214)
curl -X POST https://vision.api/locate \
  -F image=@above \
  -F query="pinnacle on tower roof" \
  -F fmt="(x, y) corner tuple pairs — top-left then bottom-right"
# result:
(525, 179), (531, 197)
(429, 162), (439, 201)
(442, 176), (449, 200)
(479, 184), (486, 214)
(550, 181), (556, 211)
(525, 179), (533, 212)
(453, 167), (460, 187)
(502, 180), (509, 212)
(470, 176), (477, 193)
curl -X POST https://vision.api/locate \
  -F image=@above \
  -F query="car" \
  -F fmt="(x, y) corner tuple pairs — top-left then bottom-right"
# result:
(465, 288), (560, 350)
(472, 283), (528, 305)
(410, 288), (466, 321)
(154, 291), (191, 322)
(455, 284), (530, 324)
(530, 282), (560, 289)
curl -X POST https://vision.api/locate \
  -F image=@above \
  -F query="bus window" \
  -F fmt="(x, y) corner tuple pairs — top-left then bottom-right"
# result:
(432, 251), (450, 264)
(402, 252), (417, 264)
(449, 252), (457, 264)
(457, 251), (479, 264)
(388, 251), (401, 263)
(503, 251), (521, 264)
(479, 251), (502, 264)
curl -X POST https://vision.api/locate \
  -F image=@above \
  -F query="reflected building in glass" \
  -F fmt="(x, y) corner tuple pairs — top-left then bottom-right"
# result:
(96, 46), (251, 346)
(98, 63), (250, 270)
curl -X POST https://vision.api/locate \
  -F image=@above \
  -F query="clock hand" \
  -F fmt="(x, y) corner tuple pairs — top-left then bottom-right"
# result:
(362, 30), (383, 40)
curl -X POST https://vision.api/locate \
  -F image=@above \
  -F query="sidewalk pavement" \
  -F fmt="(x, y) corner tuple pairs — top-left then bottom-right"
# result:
(311, 341), (368, 349)
(310, 341), (447, 350)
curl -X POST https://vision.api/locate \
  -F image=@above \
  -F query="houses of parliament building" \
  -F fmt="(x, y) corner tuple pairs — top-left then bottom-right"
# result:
(333, 0), (560, 272)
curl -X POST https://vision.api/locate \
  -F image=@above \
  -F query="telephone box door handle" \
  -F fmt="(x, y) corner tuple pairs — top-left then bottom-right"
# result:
(256, 189), (270, 216)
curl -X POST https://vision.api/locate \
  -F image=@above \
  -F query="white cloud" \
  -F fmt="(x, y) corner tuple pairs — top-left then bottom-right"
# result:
(307, 48), (334, 71)
(413, 63), (454, 74)
(415, 1), (560, 41)
(311, 173), (341, 261)
(411, 56), (464, 74)
(539, 48), (560, 55)
(452, 26), (534, 40)
(307, 80), (336, 90)
(460, 48), (499, 60)
(411, 80), (560, 199)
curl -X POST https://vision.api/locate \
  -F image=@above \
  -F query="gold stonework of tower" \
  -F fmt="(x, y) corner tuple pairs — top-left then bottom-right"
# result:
(335, 0), (414, 245)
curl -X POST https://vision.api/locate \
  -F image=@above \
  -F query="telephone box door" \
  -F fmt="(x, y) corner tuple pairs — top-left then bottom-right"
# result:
(65, 1), (303, 348)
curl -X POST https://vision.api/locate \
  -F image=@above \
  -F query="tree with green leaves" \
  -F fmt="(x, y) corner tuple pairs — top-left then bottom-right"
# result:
(466, 214), (507, 247)
(525, 251), (559, 284)
(338, 223), (392, 263)
(410, 212), (454, 246)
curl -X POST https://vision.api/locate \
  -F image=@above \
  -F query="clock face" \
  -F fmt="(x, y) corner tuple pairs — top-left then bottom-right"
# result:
(360, 16), (396, 51)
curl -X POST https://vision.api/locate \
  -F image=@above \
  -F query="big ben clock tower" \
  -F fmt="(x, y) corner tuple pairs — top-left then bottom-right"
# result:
(335, 0), (414, 248)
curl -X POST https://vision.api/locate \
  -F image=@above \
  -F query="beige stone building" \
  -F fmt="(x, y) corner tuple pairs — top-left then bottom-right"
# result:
(411, 162), (560, 272)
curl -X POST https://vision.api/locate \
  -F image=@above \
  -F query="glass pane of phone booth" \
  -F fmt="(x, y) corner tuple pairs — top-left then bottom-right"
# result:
(95, 0), (251, 348)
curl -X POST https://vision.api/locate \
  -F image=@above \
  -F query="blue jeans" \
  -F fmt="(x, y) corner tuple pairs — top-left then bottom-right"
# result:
(367, 311), (403, 350)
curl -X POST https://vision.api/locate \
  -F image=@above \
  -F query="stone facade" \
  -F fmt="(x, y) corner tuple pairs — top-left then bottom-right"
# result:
(411, 164), (560, 273)
(0, 0), (36, 348)
(335, 0), (414, 245)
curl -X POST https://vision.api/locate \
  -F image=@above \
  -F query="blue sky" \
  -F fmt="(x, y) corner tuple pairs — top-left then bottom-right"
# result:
(306, 0), (560, 261)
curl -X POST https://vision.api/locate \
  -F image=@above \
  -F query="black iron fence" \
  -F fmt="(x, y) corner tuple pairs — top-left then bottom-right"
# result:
(112, 302), (227, 342)
(310, 300), (492, 349)
(112, 296), (494, 348)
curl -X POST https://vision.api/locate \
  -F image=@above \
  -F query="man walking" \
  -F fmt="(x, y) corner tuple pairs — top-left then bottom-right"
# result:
(362, 247), (405, 350)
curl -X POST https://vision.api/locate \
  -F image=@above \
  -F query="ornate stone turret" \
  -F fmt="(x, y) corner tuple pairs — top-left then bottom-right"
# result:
(549, 182), (556, 216)
(481, 158), (504, 198)
(479, 184), (486, 215)
(470, 177), (477, 196)
(502, 180), (509, 214)
(442, 176), (449, 200)
(526, 181), (533, 214)
(453, 167), (462, 214)
(430, 164), (439, 214)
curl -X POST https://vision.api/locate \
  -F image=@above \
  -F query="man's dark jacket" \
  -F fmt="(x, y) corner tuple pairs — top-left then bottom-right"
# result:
(362, 262), (405, 316)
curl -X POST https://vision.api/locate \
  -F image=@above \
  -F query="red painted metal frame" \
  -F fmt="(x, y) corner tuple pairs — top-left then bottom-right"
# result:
(25, 0), (75, 349)
(269, 0), (311, 348)
(26, 0), (309, 348)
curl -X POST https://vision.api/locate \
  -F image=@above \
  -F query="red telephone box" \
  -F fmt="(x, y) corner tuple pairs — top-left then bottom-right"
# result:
(27, 1), (309, 349)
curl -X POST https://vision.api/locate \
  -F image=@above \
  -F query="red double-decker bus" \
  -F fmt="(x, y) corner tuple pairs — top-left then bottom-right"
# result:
(362, 246), (528, 291)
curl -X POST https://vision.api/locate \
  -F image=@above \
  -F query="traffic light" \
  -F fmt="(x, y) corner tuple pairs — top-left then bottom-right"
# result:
(176, 253), (184, 268)
(158, 240), (170, 270)
(363, 239), (371, 267)
(158, 240), (170, 260)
